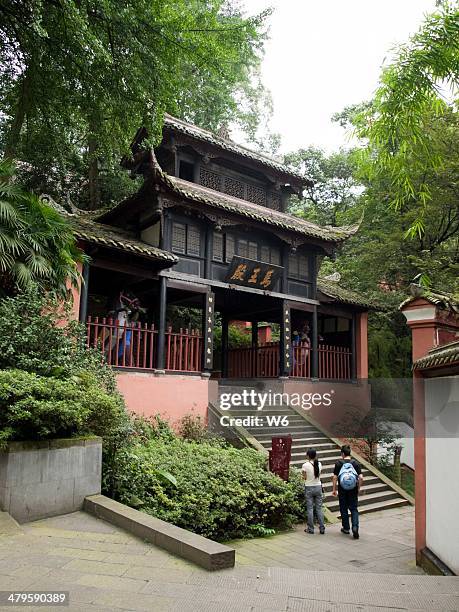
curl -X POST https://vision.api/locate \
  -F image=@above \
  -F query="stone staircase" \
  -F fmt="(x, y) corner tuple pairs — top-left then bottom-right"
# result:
(217, 383), (411, 518)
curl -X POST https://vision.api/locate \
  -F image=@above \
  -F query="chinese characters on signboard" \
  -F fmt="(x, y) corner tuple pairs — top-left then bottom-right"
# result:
(283, 305), (291, 373)
(203, 292), (215, 369)
(225, 256), (283, 291)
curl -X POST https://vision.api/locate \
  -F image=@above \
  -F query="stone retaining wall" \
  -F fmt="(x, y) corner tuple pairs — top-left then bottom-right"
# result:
(0, 437), (102, 523)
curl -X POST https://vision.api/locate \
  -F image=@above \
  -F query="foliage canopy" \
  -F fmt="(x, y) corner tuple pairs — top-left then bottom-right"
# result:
(0, 0), (271, 208)
(0, 159), (83, 296)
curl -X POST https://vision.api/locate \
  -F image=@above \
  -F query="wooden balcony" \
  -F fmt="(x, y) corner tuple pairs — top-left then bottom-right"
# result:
(228, 341), (352, 380)
(86, 318), (352, 379)
(86, 317), (202, 373)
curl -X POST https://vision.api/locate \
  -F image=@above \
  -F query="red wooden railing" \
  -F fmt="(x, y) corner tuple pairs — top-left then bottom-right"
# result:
(227, 342), (352, 380)
(317, 344), (351, 380)
(165, 327), (202, 372)
(86, 317), (202, 372)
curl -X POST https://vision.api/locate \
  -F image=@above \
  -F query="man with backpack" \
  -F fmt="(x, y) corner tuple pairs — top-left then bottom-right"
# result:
(332, 444), (363, 539)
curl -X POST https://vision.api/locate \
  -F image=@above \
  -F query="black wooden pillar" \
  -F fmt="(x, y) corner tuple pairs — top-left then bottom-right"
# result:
(311, 306), (319, 379)
(351, 313), (357, 380)
(221, 314), (229, 378)
(78, 262), (90, 324)
(202, 292), (215, 372)
(251, 321), (258, 377)
(156, 276), (167, 370)
(204, 228), (212, 279)
(279, 301), (291, 377)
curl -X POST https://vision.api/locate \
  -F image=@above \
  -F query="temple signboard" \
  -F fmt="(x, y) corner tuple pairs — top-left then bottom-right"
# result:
(225, 256), (283, 291)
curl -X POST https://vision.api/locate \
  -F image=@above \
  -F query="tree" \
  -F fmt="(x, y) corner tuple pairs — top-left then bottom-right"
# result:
(0, 1), (271, 208)
(352, 1), (459, 235)
(284, 147), (361, 225)
(0, 159), (83, 296)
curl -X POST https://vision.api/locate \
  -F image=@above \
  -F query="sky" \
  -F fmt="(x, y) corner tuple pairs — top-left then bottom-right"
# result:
(241, 0), (438, 154)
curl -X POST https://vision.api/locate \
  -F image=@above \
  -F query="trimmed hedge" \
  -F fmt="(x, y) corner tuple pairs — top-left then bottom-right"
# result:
(0, 369), (126, 448)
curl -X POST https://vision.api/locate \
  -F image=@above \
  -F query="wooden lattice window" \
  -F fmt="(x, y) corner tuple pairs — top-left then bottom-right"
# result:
(298, 254), (309, 279)
(270, 247), (280, 265)
(248, 241), (258, 260)
(199, 167), (222, 191)
(171, 222), (186, 254)
(212, 232), (224, 262)
(270, 192), (282, 211)
(261, 245), (280, 265)
(225, 235), (235, 262)
(187, 225), (201, 256)
(223, 176), (245, 199)
(171, 221), (201, 256)
(237, 239), (248, 258)
(246, 183), (266, 205)
(289, 252), (310, 279)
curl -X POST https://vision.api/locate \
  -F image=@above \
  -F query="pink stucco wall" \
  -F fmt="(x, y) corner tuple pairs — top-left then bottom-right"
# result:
(116, 372), (212, 425)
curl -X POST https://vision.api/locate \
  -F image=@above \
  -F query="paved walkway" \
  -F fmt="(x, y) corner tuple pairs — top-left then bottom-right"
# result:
(229, 506), (423, 574)
(0, 508), (458, 611)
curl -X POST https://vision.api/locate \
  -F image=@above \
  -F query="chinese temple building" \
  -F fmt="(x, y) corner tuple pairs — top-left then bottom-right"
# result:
(69, 115), (372, 420)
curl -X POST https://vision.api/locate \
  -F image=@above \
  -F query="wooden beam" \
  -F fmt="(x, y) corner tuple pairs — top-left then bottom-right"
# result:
(91, 257), (160, 279)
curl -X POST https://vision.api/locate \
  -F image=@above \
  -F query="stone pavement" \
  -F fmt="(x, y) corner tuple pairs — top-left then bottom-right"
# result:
(229, 506), (424, 574)
(0, 508), (458, 611)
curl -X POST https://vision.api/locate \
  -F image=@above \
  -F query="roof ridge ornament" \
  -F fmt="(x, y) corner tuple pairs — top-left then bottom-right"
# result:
(216, 124), (231, 141)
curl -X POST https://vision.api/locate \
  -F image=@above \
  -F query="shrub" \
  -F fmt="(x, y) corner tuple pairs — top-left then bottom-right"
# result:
(0, 369), (127, 448)
(0, 287), (116, 392)
(104, 436), (305, 541)
(177, 413), (225, 446)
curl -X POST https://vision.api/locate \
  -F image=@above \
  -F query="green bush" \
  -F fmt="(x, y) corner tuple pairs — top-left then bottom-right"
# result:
(104, 436), (305, 541)
(0, 287), (116, 391)
(0, 369), (127, 448)
(177, 413), (226, 446)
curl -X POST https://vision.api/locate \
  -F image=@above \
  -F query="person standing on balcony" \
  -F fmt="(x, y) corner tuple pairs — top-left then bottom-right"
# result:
(332, 444), (363, 539)
(302, 448), (325, 535)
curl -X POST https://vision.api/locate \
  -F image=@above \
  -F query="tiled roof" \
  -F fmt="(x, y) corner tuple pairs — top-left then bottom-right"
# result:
(70, 217), (178, 263)
(161, 174), (359, 243)
(163, 114), (307, 184)
(413, 340), (459, 371)
(317, 278), (375, 309)
(399, 285), (459, 312)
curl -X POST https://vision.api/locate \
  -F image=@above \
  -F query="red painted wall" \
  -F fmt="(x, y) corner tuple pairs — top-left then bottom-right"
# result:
(356, 312), (368, 379)
(116, 372), (211, 425)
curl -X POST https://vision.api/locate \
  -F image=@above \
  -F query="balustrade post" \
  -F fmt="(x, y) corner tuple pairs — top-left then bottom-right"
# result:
(78, 263), (90, 324)
(251, 321), (258, 377)
(311, 306), (319, 378)
(351, 313), (357, 380)
(156, 276), (167, 370)
(221, 314), (229, 378)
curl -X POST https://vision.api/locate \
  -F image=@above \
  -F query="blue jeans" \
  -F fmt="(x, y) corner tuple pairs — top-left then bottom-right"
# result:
(338, 488), (359, 531)
(305, 485), (325, 532)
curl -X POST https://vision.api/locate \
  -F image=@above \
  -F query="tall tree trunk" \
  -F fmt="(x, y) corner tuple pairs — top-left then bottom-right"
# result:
(4, 68), (31, 158)
(88, 134), (100, 210)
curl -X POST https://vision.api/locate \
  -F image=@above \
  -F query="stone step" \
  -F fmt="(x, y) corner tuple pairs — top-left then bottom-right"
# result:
(322, 482), (389, 503)
(246, 425), (318, 434)
(290, 447), (341, 457)
(283, 443), (338, 453)
(358, 497), (410, 515)
(226, 407), (295, 414)
(322, 475), (380, 490)
(258, 436), (330, 446)
(326, 490), (401, 513)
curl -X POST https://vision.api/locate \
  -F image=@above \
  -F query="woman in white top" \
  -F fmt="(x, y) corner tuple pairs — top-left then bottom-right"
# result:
(301, 448), (325, 534)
